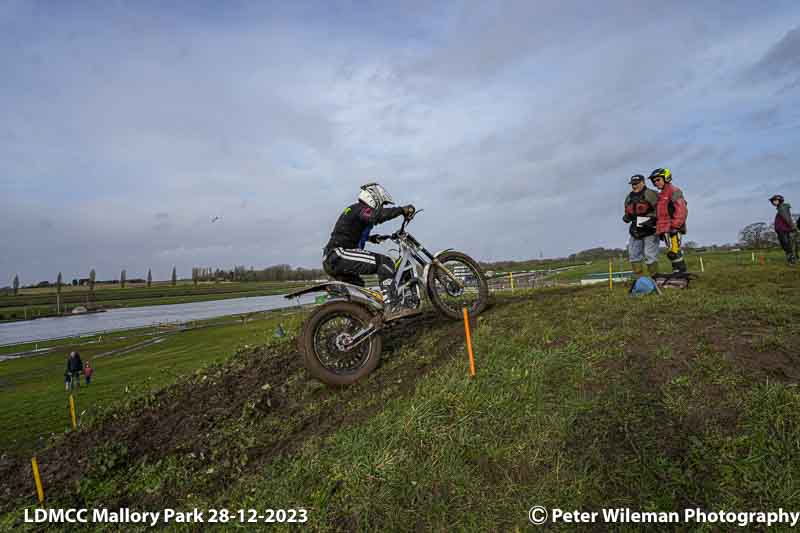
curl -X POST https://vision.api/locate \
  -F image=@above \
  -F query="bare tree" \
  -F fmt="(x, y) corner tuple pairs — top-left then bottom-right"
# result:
(13, 275), (19, 296)
(739, 222), (778, 249)
(89, 269), (96, 293)
(120, 269), (127, 289)
(171, 267), (177, 287)
(147, 268), (152, 288)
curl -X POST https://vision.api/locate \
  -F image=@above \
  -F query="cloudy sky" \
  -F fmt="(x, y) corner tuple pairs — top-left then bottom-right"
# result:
(2, 0), (799, 284)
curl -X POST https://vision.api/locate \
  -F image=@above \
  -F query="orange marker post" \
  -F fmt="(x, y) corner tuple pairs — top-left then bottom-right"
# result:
(463, 307), (476, 376)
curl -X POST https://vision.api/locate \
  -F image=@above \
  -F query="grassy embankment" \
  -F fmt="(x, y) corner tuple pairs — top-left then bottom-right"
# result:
(0, 281), (313, 323)
(1, 250), (799, 531)
(0, 309), (306, 457)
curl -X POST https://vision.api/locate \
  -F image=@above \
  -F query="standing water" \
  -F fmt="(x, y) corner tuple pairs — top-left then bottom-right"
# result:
(0, 293), (317, 346)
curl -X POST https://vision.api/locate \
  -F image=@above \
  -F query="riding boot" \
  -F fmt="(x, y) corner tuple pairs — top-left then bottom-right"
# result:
(672, 259), (688, 273)
(381, 279), (421, 321)
(380, 278), (396, 307)
(630, 261), (644, 277)
(646, 262), (659, 277)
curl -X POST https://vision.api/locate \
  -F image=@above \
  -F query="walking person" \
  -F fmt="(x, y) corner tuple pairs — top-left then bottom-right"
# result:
(66, 351), (83, 391)
(623, 174), (660, 276)
(648, 168), (688, 273)
(770, 194), (798, 265)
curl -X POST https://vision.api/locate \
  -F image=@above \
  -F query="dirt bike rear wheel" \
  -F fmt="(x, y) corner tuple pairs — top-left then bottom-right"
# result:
(426, 251), (489, 320)
(300, 301), (382, 386)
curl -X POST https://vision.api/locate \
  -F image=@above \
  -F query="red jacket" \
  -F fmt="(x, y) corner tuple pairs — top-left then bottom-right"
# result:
(655, 183), (688, 235)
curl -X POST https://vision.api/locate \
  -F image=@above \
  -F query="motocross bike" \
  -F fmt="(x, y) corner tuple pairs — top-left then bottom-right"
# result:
(286, 210), (489, 386)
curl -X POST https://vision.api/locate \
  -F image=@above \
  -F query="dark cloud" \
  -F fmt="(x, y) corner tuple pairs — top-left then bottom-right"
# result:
(749, 26), (800, 80)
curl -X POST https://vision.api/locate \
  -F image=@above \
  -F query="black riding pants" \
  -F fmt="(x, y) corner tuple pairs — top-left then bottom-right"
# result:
(323, 248), (395, 286)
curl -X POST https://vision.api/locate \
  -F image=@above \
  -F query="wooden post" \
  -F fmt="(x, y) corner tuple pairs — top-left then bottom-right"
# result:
(509, 272), (515, 294)
(699, 257), (705, 273)
(608, 259), (613, 289)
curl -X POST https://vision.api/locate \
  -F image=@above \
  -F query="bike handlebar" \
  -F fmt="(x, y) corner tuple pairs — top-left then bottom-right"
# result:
(371, 208), (423, 242)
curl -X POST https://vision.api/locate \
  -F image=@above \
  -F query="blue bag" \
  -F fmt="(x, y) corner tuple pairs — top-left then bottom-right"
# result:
(629, 276), (659, 296)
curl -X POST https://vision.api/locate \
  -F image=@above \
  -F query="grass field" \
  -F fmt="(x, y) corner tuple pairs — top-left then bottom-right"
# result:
(0, 310), (306, 457)
(1, 251), (799, 531)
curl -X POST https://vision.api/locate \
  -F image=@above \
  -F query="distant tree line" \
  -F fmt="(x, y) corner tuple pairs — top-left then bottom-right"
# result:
(192, 264), (326, 282)
(2, 221), (782, 293)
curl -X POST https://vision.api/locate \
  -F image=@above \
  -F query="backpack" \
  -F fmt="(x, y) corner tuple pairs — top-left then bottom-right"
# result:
(629, 276), (660, 296)
(653, 272), (695, 289)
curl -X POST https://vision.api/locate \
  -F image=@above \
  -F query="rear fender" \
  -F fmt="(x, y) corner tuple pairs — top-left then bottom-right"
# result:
(285, 282), (384, 312)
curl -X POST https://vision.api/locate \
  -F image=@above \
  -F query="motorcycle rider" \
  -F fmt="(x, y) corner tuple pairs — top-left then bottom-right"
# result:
(623, 174), (660, 277)
(770, 194), (798, 265)
(323, 183), (417, 319)
(648, 168), (688, 273)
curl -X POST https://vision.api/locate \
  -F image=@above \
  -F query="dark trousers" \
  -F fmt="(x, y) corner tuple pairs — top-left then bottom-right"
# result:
(323, 248), (395, 286)
(777, 232), (797, 262)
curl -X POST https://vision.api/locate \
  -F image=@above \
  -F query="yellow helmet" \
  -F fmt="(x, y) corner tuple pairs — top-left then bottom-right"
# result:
(648, 168), (672, 183)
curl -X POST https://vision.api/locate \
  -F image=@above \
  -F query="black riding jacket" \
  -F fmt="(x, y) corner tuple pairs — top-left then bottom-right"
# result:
(324, 202), (405, 254)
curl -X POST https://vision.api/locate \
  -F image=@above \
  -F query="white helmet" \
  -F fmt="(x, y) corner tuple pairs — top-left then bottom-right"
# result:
(358, 182), (394, 209)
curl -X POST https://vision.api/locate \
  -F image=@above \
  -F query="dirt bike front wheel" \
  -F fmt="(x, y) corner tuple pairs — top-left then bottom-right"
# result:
(426, 251), (489, 320)
(300, 301), (382, 386)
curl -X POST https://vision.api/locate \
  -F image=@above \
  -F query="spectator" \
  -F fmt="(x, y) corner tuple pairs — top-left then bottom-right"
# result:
(83, 361), (94, 386)
(648, 168), (688, 273)
(770, 194), (798, 265)
(623, 174), (660, 276)
(66, 351), (83, 390)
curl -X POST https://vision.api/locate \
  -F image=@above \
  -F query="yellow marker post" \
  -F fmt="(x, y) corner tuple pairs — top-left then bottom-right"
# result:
(751, 252), (755, 264)
(462, 307), (476, 377)
(69, 395), (77, 430)
(509, 272), (515, 294)
(31, 456), (44, 503)
(699, 257), (705, 272)
(608, 259), (613, 289)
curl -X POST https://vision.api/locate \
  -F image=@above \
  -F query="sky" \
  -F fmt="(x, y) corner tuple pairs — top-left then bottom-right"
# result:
(2, 0), (800, 284)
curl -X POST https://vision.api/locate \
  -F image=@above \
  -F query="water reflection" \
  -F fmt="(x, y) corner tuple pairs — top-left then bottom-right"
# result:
(0, 293), (317, 346)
